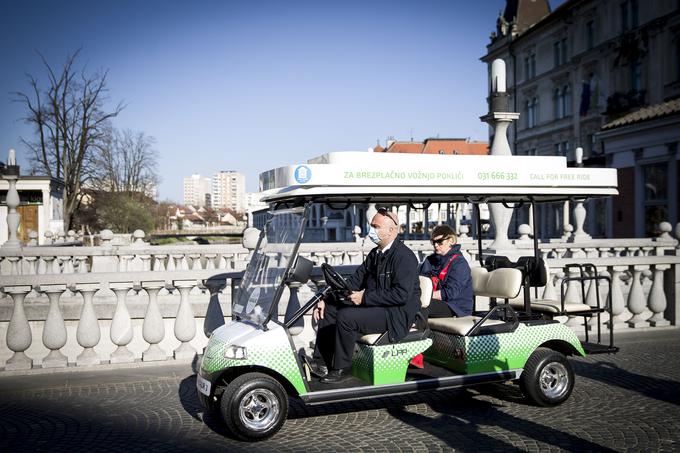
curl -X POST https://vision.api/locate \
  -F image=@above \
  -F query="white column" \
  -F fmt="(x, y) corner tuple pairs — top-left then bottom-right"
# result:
(173, 280), (197, 359)
(648, 264), (670, 327)
(626, 265), (648, 328)
(40, 284), (68, 368)
(109, 282), (135, 363)
(4, 285), (33, 370)
(75, 284), (101, 366)
(608, 266), (629, 329)
(142, 281), (167, 361)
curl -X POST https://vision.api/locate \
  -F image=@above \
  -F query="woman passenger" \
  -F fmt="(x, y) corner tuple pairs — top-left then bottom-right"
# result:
(420, 225), (473, 318)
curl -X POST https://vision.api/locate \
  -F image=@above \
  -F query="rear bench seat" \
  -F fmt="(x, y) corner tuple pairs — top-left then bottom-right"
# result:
(427, 267), (523, 336)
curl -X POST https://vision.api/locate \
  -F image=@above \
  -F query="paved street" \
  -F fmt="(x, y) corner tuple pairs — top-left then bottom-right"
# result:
(1, 329), (679, 452)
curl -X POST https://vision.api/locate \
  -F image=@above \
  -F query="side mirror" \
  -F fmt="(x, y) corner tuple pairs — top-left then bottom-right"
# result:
(287, 256), (313, 284)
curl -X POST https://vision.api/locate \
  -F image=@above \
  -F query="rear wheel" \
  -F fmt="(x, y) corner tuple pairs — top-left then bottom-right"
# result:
(220, 372), (288, 441)
(520, 347), (574, 407)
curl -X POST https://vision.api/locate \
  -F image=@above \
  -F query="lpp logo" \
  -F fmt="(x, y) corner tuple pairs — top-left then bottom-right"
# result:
(294, 165), (311, 183)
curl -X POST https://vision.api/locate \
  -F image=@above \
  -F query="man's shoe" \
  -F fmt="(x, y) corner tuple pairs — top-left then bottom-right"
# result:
(309, 359), (328, 378)
(320, 368), (351, 384)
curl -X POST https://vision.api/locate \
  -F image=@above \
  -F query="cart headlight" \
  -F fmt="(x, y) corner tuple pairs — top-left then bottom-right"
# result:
(224, 345), (247, 360)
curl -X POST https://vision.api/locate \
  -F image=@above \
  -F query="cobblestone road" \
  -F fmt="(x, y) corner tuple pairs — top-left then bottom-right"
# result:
(1, 329), (679, 452)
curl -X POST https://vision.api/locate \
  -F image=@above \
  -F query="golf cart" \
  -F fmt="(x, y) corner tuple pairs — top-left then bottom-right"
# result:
(197, 152), (619, 441)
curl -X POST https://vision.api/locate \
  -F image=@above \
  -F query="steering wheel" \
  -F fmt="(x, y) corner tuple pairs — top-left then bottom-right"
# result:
(321, 263), (350, 291)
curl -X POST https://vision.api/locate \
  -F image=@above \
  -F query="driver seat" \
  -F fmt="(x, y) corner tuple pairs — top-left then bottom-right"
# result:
(357, 275), (433, 345)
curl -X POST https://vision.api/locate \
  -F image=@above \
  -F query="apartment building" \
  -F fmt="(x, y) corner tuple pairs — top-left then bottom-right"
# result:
(483, 0), (680, 238)
(212, 171), (246, 213)
(182, 174), (212, 208)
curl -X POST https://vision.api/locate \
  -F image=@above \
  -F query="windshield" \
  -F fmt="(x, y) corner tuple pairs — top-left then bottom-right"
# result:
(233, 206), (306, 325)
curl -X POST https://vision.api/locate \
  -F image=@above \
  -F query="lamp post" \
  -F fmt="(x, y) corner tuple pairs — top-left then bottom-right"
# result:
(2, 149), (21, 250)
(480, 59), (520, 251)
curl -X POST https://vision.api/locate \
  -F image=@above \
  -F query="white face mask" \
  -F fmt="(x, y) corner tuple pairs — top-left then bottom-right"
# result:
(367, 226), (381, 244)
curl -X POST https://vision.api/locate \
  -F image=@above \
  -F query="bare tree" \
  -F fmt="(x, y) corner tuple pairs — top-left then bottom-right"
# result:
(15, 50), (123, 230)
(91, 129), (159, 195)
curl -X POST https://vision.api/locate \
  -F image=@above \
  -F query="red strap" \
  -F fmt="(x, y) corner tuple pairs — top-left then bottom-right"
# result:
(431, 254), (460, 291)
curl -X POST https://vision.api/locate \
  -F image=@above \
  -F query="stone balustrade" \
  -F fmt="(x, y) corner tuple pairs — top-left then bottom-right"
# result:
(1, 232), (679, 372)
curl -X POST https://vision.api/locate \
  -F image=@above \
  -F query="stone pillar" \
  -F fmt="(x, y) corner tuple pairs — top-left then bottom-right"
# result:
(626, 265), (648, 327)
(2, 149), (21, 250)
(173, 280), (197, 359)
(609, 266), (629, 329)
(40, 284), (68, 368)
(109, 282), (135, 363)
(75, 283), (101, 366)
(648, 264), (670, 327)
(142, 281), (167, 362)
(4, 285), (33, 370)
(204, 277), (227, 338)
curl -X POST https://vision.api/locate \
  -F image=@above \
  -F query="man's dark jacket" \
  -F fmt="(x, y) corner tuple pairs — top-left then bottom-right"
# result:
(419, 244), (473, 317)
(345, 240), (421, 342)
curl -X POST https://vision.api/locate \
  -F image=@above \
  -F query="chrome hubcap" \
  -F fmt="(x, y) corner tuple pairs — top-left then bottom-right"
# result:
(539, 362), (570, 399)
(239, 388), (280, 431)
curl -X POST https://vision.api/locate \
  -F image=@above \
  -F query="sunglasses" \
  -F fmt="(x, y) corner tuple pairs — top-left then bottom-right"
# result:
(377, 208), (398, 226)
(430, 237), (451, 245)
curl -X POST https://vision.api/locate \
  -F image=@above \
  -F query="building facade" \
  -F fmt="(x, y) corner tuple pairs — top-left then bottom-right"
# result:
(482, 0), (680, 238)
(212, 171), (246, 213)
(182, 174), (212, 208)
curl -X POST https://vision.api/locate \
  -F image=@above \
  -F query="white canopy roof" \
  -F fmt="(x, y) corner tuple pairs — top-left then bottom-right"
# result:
(259, 152), (618, 204)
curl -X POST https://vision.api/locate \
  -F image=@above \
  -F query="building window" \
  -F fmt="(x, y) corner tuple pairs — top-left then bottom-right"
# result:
(553, 141), (569, 157)
(643, 162), (668, 236)
(630, 55), (642, 91)
(554, 38), (568, 67)
(621, 0), (639, 32)
(524, 53), (536, 80)
(553, 85), (572, 119)
(525, 97), (539, 128)
(586, 20), (595, 50)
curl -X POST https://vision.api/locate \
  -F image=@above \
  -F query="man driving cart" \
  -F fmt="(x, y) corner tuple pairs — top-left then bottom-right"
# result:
(312, 207), (421, 383)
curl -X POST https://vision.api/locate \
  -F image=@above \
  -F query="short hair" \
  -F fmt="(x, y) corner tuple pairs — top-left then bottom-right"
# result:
(431, 224), (457, 243)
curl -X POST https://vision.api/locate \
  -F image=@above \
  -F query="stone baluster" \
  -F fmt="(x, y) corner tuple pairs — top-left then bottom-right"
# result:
(24, 256), (38, 274)
(554, 248), (566, 259)
(612, 247), (625, 257)
(60, 256), (75, 273)
(4, 285), (33, 370)
(205, 253), (217, 270)
(173, 280), (197, 359)
(217, 253), (231, 269)
(608, 266), (629, 329)
(66, 230), (77, 243)
(27, 231), (39, 246)
(40, 284), (68, 368)
(571, 200), (590, 241)
(626, 265), (648, 328)
(331, 251), (343, 266)
(173, 254), (189, 270)
(44, 230), (54, 245)
(118, 254), (133, 272)
(188, 253), (202, 270)
(542, 266), (559, 301)
(142, 281), (167, 361)
(647, 264), (670, 327)
(75, 283), (101, 366)
(641, 246), (654, 257)
(346, 251), (361, 265)
(109, 283), (135, 363)
(562, 267), (583, 327)
(152, 254), (167, 271)
(7, 256), (20, 275)
(41, 256), (56, 274)
(75, 256), (89, 273)
(204, 277), (227, 337)
(584, 247), (598, 259)
(56, 230), (66, 244)
(100, 229), (114, 248)
(138, 254), (152, 271)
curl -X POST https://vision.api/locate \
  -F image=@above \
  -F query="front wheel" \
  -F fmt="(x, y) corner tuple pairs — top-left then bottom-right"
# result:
(221, 372), (288, 441)
(520, 347), (574, 407)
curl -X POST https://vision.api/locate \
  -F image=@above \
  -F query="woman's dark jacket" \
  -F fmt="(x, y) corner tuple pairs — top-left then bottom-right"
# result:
(345, 240), (421, 342)
(420, 244), (473, 317)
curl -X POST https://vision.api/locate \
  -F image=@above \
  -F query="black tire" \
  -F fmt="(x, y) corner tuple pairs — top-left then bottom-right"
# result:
(220, 372), (288, 441)
(520, 347), (574, 407)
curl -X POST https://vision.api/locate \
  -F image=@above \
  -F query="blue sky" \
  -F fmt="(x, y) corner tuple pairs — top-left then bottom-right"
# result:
(0, 0), (564, 200)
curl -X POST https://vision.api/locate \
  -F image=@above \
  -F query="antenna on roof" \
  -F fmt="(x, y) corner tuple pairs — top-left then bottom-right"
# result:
(410, 128), (414, 142)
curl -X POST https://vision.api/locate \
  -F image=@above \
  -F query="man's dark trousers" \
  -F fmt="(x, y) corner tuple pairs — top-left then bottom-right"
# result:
(314, 303), (388, 370)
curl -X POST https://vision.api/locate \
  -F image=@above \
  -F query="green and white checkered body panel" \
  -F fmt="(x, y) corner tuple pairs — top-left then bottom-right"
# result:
(200, 321), (307, 395)
(352, 338), (432, 385)
(425, 322), (584, 374)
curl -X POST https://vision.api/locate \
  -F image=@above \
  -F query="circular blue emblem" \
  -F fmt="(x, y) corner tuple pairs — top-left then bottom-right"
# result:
(294, 165), (311, 184)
